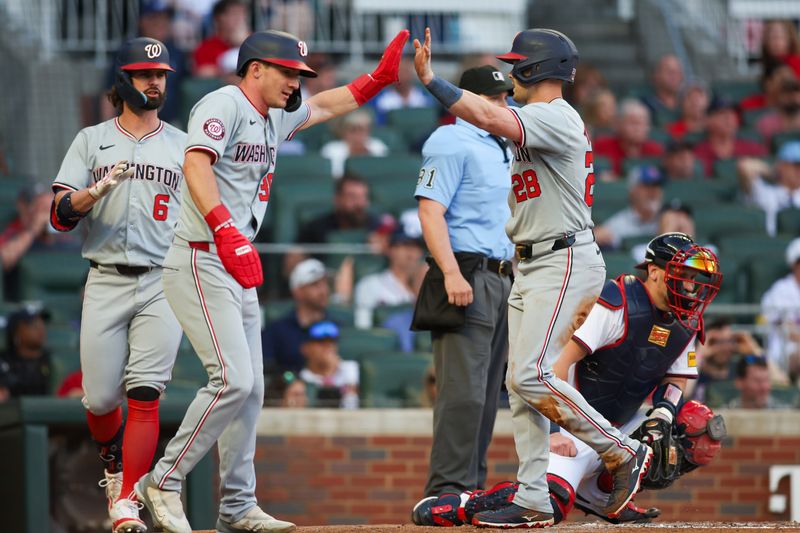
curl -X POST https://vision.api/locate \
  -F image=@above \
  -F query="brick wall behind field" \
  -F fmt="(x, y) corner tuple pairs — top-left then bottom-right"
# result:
(248, 410), (800, 526)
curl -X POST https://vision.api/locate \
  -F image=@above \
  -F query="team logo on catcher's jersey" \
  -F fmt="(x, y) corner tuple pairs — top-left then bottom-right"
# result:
(203, 118), (225, 140)
(647, 325), (671, 347)
(687, 351), (697, 367)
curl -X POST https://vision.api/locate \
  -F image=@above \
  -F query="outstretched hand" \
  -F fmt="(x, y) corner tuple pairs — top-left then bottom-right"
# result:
(372, 29), (410, 85)
(413, 27), (434, 85)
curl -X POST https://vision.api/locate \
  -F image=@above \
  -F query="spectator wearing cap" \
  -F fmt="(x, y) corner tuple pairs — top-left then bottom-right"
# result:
(354, 228), (426, 328)
(262, 258), (334, 374)
(666, 80), (710, 141)
(593, 99), (665, 178)
(737, 141), (800, 235)
(298, 321), (359, 409)
(192, 0), (249, 78)
(0, 305), (52, 401)
(320, 110), (389, 179)
(595, 165), (665, 249)
(264, 370), (307, 407)
(412, 65), (514, 503)
(693, 97), (767, 177)
(640, 54), (685, 127)
(726, 355), (793, 409)
(661, 139), (700, 180)
(761, 237), (800, 382)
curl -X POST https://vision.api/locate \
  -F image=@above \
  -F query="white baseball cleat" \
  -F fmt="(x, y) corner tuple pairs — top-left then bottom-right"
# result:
(134, 473), (192, 533)
(99, 470), (123, 507)
(216, 506), (296, 533)
(109, 498), (147, 533)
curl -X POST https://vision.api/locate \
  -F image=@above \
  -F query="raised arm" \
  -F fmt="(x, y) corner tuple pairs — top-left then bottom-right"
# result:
(413, 28), (522, 143)
(303, 30), (410, 128)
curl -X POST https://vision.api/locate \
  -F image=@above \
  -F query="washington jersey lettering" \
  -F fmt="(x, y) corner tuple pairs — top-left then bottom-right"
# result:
(176, 85), (311, 242)
(505, 99), (595, 243)
(52, 118), (186, 266)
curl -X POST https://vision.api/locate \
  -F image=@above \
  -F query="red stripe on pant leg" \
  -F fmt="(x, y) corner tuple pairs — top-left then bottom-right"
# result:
(158, 249), (229, 487)
(533, 248), (635, 456)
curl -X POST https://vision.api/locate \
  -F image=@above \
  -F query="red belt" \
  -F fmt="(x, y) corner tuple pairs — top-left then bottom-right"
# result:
(189, 241), (211, 252)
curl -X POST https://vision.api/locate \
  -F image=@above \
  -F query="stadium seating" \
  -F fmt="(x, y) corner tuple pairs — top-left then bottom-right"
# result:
(385, 107), (439, 149)
(602, 251), (634, 279)
(777, 208), (800, 235)
(179, 77), (224, 127)
(692, 205), (766, 241)
(276, 154), (334, 182)
(359, 351), (433, 407)
(269, 178), (335, 242)
(17, 252), (88, 300)
(337, 327), (398, 362)
(344, 154), (423, 183)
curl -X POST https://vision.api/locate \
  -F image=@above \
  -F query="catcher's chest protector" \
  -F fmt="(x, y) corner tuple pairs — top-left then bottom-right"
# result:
(575, 277), (694, 425)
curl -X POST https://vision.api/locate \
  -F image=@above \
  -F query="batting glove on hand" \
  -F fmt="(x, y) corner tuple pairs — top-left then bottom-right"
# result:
(347, 29), (410, 105)
(205, 205), (263, 289)
(88, 160), (134, 199)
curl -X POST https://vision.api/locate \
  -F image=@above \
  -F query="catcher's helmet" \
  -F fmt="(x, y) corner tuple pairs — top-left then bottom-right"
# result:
(114, 37), (174, 110)
(637, 232), (723, 330)
(496, 29), (578, 85)
(236, 30), (317, 78)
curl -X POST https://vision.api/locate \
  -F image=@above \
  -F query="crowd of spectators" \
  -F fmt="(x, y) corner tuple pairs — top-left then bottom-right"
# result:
(5, 5), (800, 410)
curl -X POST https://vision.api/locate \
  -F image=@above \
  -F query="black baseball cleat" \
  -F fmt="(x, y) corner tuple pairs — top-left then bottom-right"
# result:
(472, 503), (554, 528)
(605, 443), (653, 518)
(575, 496), (660, 524)
(464, 481), (519, 520)
(411, 494), (465, 526)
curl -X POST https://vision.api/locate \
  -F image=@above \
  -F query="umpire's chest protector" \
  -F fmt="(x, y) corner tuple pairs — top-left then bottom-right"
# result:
(575, 275), (695, 425)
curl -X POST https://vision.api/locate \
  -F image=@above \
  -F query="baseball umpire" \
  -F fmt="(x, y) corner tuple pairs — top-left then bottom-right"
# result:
(50, 37), (184, 533)
(134, 29), (409, 533)
(415, 28), (654, 527)
(410, 65), (514, 525)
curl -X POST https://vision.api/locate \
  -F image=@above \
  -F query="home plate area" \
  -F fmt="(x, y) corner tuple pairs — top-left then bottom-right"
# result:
(191, 523), (800, 532)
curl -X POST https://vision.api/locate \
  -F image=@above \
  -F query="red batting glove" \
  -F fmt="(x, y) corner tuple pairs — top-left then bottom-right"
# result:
(205, 205), (263, 289)
(347, 29), (410, 105)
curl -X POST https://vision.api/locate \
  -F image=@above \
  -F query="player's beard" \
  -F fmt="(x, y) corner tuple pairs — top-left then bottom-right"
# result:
(142, 88), (166, 110)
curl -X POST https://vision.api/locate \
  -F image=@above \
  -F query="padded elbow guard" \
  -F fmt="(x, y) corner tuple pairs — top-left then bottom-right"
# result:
(53, 191), (86, 230)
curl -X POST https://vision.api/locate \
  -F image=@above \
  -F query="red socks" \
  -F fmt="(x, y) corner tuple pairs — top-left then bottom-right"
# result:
(119, 398), (160, 500)
(86, 406), (123, 443)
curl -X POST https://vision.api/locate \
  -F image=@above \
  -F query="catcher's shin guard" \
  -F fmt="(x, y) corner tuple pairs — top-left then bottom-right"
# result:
(462, 481), (519, 521)
(547, 474), (575, 524)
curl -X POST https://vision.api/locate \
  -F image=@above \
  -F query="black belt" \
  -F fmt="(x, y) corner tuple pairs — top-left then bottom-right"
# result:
(484, 257), (513, 276)
(90, 261), (153, 276)
(515, 234), (577, 261)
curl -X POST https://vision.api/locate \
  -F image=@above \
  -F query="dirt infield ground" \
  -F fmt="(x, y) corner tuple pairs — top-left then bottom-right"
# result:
(193, 523), (800, 532)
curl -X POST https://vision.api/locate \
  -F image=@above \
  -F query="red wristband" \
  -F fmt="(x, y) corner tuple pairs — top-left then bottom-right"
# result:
(204, 204), (233, 233)
(347, 74), (384, 106)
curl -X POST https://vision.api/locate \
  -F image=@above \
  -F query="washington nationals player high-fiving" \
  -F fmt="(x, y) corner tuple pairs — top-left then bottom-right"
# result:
(50, 37), (185, 533)
(135, 29), (409, 533)
(414, 28), (652, 528)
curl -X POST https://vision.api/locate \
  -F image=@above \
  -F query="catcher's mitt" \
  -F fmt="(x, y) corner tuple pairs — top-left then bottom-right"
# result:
(631, 416), (682, 489)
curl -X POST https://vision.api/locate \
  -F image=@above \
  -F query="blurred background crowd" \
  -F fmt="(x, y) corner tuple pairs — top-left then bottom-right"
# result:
(2, 0), (800, 413)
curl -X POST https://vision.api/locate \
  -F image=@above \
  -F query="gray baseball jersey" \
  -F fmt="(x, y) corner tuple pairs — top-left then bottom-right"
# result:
(150, 85), (313, 523)
(505, 99), (595, 243)
(501, 99), (642, 514)
(53, 118), (186, 266)
(175, 85), (311, 242)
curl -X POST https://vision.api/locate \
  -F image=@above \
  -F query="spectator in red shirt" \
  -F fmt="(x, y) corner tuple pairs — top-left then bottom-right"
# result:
(760, 19), (800, 79)
(756, 77), (800, 145)
(593, 99), (665, 178)
(640, 54), (685, 127)
(740, 63), (797, 113)
(667, 80), (710, 140)
(693, 97), (767, 177)
(192, 0), (249, 78)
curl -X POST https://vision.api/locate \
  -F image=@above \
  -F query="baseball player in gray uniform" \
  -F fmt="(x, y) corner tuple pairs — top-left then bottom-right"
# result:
(50, 37), (184, 533)
(414, 28), (652, 528)
(134, 29), (409, 533)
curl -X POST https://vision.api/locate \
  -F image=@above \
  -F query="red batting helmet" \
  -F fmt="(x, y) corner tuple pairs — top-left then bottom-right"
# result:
(676, 400), (726, 465)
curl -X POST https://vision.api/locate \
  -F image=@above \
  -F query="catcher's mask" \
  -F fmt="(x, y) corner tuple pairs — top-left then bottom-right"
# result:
(664, 245), (722, 331)
(115, 37), (174, 110)
(676, 400), (726, 465)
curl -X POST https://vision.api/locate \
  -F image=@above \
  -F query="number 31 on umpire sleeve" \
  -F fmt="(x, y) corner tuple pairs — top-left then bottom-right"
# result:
(418, 168), (436, 188)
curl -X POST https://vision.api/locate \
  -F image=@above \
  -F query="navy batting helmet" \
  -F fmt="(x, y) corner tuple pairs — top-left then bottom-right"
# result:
(496, 29), (578, 85)
(236, 30), (317, 78)
(114, 37), (174, 110)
